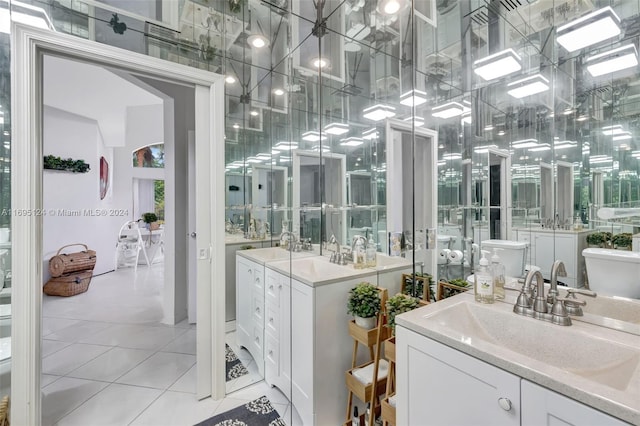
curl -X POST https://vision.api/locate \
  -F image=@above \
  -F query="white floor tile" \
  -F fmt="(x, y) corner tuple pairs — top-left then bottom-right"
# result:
(66, 347), (154, 382)
(130, 391), (220, 426)
(41, 318), (81, 337)
(115, 352), (195, 389)
(42, 343), (111, 376)
(55, 383), (162, 426)
(80, 324), (187, 351)
(44, 320), (112, 342)
(41, 377), (109, 426)
(162, 329), (196, 355)
(211, 397), (250, 415)
(42, 339), (72, 357)
(168, 364), (196, 394)
(41, 374), (62, 388)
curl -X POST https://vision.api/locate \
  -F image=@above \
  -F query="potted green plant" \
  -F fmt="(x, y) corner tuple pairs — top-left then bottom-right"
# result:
(347, 282), (380, 329)
(141, 212), (159, 230)
(385, 293), (420, 336)
(586, 232), (606, 247)
(612, 233), (632, 250)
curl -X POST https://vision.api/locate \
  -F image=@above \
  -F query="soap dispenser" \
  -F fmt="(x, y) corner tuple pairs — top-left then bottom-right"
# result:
(354, 239), (366, 269)
(491, 248), (505, 300)
(474, 250), (494, 304)
(365, 238), (377, 267)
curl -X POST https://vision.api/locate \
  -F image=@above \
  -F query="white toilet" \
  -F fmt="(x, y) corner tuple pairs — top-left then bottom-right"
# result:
(480, 240), (529, 278)
(582, 248), (640, 299)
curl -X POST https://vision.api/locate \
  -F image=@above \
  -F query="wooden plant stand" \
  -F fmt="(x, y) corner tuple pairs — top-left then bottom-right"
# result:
(381, 337), (396, 426)
(401, 273), (430, 301)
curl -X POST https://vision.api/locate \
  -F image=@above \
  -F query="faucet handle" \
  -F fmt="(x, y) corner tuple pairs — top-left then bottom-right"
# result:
(565, 288), (597, 298)
(556, 297), (587, 307)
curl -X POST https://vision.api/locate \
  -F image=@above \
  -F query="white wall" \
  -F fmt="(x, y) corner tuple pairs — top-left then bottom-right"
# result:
(42, 106), (121, 281)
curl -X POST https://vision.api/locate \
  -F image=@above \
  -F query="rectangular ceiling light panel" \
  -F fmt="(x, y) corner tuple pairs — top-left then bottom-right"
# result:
(324, 123), (350, 135)
(507, 74), (549, 98)
(399, 89), (427, 107)
(556, 7), (621, 52)
(473, 48), (522, 81)
(363, 104), (396, 121)
(586, 44), (638, 77)
(340, 137), (364, 147)
(432, 101), (465, 119)
(512, 138), (540, 148)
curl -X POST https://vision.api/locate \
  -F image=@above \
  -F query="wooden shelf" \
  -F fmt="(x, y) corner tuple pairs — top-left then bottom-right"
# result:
(348, 319), (390, 347)
(381, 395), (396, 426)
(384, 337), (395, 364)
(345, 361), (388, 403)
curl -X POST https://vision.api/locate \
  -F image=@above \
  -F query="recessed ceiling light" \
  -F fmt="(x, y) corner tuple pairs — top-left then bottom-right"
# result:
(247, 34), (269, 49)
(378, 0), (402, 15)
(473, 48), (522, 81)
(556, 6), (621, 52)
(528, 143), (551, 152)
(232, 123), (240, 129)
(250, 110), (259, 116)
(312, 57), (329, 68)
(432, 102), (464, 119)
(340, 137), (364, 147)
(363, 104), (396, 121)
(399, 89), (427, 107)
(497, 130), (505, 136)
(273, 88), (284, 96)
(225, 75), (236, 84)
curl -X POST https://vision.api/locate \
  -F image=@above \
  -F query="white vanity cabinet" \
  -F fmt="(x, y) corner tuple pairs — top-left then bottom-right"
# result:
(397, 326), (629, 426)
(396, 326), (520, 426)
(264, 268), (291, 400)
(521, 380), (628, 426)
(513, 228), (591, 288)
(236, 255), (264, 376)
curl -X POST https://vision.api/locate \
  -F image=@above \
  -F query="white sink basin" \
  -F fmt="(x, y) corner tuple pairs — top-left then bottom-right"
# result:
(237, 247), (316, 264)
(373, 254), (412, 270)
(582, 295), (640, 325)
(422, 300), (640, 391)
(289, 257), (370, 283)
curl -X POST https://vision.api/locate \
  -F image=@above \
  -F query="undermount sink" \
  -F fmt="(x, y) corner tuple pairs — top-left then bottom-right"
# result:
(289, 256), (368, 282)
(422, 300), (640, 392)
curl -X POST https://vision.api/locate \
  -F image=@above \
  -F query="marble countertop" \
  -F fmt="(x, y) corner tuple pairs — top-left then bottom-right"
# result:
(396, 292), (640, 424)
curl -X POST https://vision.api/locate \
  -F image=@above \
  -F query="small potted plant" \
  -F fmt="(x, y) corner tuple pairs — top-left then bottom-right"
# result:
(612, 233), (632, 250)
(141, 212), (159, 230)
(586, 232), (606, 248)
(385, 293), (420, 336)
(347, 282), (380, 329)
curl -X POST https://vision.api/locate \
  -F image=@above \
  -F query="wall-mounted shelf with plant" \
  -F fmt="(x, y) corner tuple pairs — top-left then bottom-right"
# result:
(43, 155), (90, 173)
(347, 281), (381, 330)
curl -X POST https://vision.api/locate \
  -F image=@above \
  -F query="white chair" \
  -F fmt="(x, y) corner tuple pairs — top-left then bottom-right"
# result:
(115, 221), (150, 271)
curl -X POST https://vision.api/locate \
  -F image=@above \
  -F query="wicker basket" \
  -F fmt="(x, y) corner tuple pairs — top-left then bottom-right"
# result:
(43, 270), (92, 297)
(49, 243), (97, 277)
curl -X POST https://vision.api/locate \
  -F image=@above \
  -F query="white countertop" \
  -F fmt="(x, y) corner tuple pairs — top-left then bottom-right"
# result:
(236, 247), (317, 266)
(396, 292), (640, 424)
(224, 234), (272, 245)
(512, 227), (594, 235)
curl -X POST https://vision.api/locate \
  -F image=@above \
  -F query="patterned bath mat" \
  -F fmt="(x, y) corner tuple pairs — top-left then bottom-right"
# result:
(194, 395), (285, 426)
(226, 344), (249, 382)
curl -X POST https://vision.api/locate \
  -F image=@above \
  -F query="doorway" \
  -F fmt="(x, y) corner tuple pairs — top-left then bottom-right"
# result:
(11, 24), (225, 424)
(488, 149), (512, 241)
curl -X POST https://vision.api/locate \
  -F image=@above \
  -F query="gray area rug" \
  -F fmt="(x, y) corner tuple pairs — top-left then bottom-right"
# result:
(194, 395), (285, 426)
(225, 344), (249, 382)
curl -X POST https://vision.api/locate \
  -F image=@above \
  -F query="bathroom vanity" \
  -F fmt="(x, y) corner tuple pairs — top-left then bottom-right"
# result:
(396, 293), (639, 425)
(236, 249), (413, 426)
(512, 227), (593, 288)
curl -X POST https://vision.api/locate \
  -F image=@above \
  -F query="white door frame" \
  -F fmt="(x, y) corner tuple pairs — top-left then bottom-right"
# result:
(488, 148), (512, 240)
(11, 23), (226, 425)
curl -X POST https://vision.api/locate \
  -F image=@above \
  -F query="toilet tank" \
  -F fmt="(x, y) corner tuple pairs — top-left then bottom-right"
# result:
(582, 248), (640, 299)
(480, 239), (529, 278)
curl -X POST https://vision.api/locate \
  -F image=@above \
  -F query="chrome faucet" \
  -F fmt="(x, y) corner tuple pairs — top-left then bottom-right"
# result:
(513, 269), (574, 326)
(327, 234), (345, 264)
(547, 260), (567, 305)
(280, 231), (297, 251)
(562, 288), (597, 316)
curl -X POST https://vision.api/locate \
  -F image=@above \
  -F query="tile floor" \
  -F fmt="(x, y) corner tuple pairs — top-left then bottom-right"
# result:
(41, 263), (300, 426)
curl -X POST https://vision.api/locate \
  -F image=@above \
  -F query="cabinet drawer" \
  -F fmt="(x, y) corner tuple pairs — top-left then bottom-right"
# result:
(265, 334), (279, 370)
(253, 265), (264, 292)
(252, 325), (264, 354)
(266, 274), (279, 306)
(265, 302), (279, 337)
(252, 293), (265, 323)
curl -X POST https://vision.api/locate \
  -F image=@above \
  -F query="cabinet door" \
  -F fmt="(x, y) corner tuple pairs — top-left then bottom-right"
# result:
(396, 326), (520, 426)
(291, 280), (314, 426)
(534, 233), (555, 278)
(521, 380), (628, 426)
(236, 257), (254, 346)
(279, 273), (292, 400)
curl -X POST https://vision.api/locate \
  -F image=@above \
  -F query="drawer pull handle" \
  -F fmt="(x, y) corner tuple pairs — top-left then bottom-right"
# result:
(278, 284), (283, 290)
(255, 336), (260, 342)
(269, 317), (274, 323)
(256, 307), (260, 313)
(269, 285), (274, 290)
(248, 269), (252, 274)
(256, 277), (261, 282)
(498, 398), (512, 411)
(269, 350), (273, 356)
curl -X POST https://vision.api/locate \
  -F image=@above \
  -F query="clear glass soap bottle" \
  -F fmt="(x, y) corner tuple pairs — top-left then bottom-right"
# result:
(365, 239), (377, 267)
(474, 250), (494, 304)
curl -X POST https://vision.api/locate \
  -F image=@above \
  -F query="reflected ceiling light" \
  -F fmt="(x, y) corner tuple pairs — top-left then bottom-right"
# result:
(362, 128), (379, 140)
(576, 115), (589, 121)
(399, 89), (427, 107)
(378, 0), (402, 15)
(302, 131), (327, 142)
(556, 7), (621, 52)
(507, 73), (549, 98)
(631, 151), (640, 158)
(442, 153), (462, 160)
(324, 122), (349, 135)
(484, 125), (494, 131)
(271, 149), (281, 155)
(431, 101), (464, 119)
(273, 88), (285, 96)
(232, 123), (240, 129)
(461, 112), (472, 125)
(563, 108), (574, 115)
(250, 110), (259, 116)
(512, 138), (540, 148)
(226, 164), (242, 169)
(312, 57), (329, 68)
(246, 157), (262, 163)
(225, 75), (236, 84)
(613, 132), (632, 141)
(273, 141), (298, 150)
(437, 160), (446, 167)
(363, 104), (396, 121)
(247, 34), (269, 49)
(279, 156), (292, 162)
(554, 140), (577, 150)
(590, 155), (612, 164)
(402, 116), (425, 126)
(602, 125), (625, 136)
(528, 143), (551, 152)
(256, 153), (272, 160)
(473, 48), (522, 81)
(586, 44), (638, 77)
(340, 137), (364, 147)
(312, 145), (331, 153)
(474, 144), (498, 154)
